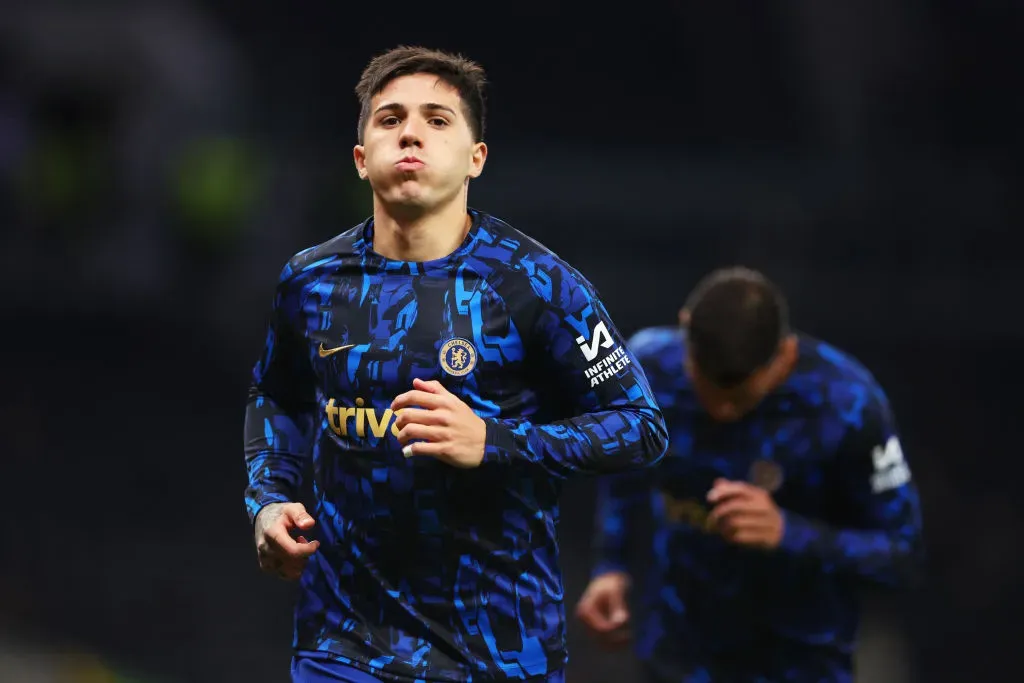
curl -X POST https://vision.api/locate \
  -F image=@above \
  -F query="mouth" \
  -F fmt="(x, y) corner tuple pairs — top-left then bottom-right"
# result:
(395, 157), (425, 172)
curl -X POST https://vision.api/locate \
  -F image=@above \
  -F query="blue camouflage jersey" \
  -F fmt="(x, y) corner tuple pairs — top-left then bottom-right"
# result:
(244, 209), (668, 682)
(592, 326), (923, 683)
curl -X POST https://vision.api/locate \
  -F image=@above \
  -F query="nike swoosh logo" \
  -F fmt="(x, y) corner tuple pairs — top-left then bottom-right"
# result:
(318, 343), (356, 358)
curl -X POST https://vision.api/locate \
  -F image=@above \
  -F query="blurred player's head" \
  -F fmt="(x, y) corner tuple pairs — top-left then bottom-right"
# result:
(680, 267), (798, 422)
(352, 46), (488, 217)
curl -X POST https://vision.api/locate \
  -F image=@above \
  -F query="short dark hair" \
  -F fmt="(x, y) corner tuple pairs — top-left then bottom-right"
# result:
(354, 45), (487, 145)
(684, 267), (789, 388)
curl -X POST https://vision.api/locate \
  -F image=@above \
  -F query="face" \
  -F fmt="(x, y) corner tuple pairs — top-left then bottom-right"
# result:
(353, 73), (487, 214)
(684, 334), (799, 423)
(685, 357), (761, 423)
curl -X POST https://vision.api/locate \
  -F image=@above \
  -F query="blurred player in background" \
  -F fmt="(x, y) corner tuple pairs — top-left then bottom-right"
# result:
(243, 46), (668, 683)
(575, 267), (923, 682)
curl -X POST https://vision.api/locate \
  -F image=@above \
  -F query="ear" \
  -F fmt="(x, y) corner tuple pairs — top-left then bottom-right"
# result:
(758, 334), (799, 391)
(353, 145), (368, 180)
(678, 307), (691, 326)
(683, 349), (695, 379)
(778, 334), (799, 365)
(466, 141), (488, 179)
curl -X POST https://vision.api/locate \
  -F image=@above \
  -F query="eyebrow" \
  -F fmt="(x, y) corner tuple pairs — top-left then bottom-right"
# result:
(373, 102), (458, 117)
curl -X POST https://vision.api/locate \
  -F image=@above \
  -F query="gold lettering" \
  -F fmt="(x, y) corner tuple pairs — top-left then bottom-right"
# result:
(354, 397), (367, 437)
(325, 398), (341, 436)
(366, 408), (392, 438)
(337, 407), (354, 436)
(324, 398), (406, 441)
(660, 492), (717, 533)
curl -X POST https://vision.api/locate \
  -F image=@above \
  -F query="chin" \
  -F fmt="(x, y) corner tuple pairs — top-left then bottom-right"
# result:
(392, 189), (433, 208)
(373, 174), (461, 213)
(380, 191), (435, 217)
(371, 177), (423, 201)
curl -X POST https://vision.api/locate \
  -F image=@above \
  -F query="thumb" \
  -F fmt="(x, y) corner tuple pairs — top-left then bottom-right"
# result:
(284, 503), (315, 529)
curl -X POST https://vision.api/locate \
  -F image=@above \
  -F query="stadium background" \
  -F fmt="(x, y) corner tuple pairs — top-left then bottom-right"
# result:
(1, 1), (1019, 681)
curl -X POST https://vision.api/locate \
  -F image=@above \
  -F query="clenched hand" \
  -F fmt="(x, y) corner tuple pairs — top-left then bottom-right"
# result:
(254, 502), (320, 580)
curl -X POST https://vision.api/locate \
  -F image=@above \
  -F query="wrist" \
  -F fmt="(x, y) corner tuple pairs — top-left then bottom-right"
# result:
(253, 500), (288, 531)
(591, 560), (629, 580)
(778, 509), (816, 554)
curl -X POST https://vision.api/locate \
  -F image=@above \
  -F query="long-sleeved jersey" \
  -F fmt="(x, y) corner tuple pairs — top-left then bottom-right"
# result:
(592, 326), (923, 683)
(244, 210), (668, 682)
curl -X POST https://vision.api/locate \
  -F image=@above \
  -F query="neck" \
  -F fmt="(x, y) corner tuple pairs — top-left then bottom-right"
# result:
(371, 190), (471, 262)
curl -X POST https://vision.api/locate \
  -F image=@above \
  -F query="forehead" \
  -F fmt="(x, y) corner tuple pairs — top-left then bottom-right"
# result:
(374, 72), (462, 107)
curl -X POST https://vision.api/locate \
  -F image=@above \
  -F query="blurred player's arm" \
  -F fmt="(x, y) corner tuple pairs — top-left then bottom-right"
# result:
(243, 262), (317, 526)
(591, 468), (652, 577)
(575, 469), (650, 643)
(483, 264), (669, 477)
(777, 391), (924, 587)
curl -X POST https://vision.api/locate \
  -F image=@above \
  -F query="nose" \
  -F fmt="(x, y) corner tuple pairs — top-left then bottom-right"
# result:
(399, 118), (424, 149)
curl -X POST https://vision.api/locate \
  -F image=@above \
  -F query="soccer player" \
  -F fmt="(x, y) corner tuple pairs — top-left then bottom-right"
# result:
(575, 267), (924, 683)
(243, 46), (668, 683)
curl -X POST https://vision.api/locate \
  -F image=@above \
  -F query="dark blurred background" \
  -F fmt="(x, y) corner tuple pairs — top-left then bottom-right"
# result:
(1, 1), (1020, 681)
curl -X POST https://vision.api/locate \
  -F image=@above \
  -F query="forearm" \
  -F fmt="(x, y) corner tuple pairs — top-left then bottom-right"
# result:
(779, 510), (923, 587)
(590, 473), (648, 576)
(482, 405), (668, 478)
(243, 388), (314, 524)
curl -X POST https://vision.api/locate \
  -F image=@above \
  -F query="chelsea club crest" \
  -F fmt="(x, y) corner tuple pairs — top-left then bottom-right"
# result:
(749, 459), (784, 493)
(439, 337), (477, 377)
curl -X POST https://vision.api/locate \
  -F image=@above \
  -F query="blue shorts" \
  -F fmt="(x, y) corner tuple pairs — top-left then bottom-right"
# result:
(291, 655), (565, 682)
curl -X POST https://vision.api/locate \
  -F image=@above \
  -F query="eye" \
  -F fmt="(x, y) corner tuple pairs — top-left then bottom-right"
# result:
(379, 116), (400, 127)
(428, 117), (449, 127)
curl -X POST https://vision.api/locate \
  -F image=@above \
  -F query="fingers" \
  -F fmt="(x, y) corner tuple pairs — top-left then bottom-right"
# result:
(391, 390), (449, 412)
(258, 533), (319, 580)
(281, 502), (316, 530)
(402, 440), (448, 459)
(255, 502), (319, 580)
(576, 589), (630, 633)
(706, 479), (758, 504)
(705, 479), (781, 548)
(396, 423), (447, 446)
(266, 523), (320, 559)
(707, 498), (764, 524)
(292, 537), (320, 558)
(412, 377), (447, 394)
(715, 512), (775, 537)
(391, 378), (452, 412)
(576, 595), (632, 648)
(393, 407), (449, 430)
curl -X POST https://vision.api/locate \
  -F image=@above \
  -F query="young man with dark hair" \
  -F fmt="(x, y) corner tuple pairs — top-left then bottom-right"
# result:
(575, 266), (923, 683)
(243, 46), (668, 683)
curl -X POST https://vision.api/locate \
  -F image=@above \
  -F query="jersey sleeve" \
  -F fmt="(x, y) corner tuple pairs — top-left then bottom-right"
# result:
(242, 261), (317, 525)
(482, 259), (669, 477)
(589, 330), (668, 576)
(777, 386), (924, 587)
